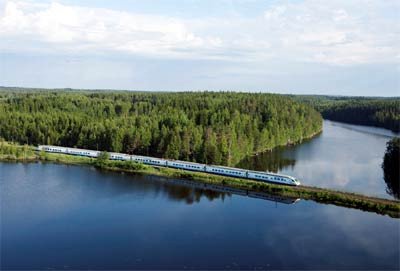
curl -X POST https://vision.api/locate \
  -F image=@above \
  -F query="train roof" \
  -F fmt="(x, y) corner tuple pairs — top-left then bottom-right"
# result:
(165, 159), (204, 166)
(109, 152), (130, 156)
(207, 164), (247, 172)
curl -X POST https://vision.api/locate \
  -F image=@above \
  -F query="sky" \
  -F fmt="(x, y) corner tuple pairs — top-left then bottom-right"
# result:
(0, 0), (399, 96)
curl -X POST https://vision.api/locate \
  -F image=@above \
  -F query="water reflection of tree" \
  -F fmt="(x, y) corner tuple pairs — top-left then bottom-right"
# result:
(382, 138), (400, 199)
(236, 147), (296, 172)
(163, 184), (227, 204)
(96, 171), (229, 204)
(96, 170), (297, 205)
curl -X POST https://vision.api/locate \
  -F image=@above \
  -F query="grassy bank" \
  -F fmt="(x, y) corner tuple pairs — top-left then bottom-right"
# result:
(1, 142), (399, 218)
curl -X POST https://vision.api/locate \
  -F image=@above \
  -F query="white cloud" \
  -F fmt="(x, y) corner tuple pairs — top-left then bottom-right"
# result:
(0, 0), (399, 65)
(259, 0), (400, 65)
(0, 1), (221, 58)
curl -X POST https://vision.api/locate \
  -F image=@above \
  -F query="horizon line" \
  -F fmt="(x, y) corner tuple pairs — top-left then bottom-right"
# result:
(1, 86), (399, 98)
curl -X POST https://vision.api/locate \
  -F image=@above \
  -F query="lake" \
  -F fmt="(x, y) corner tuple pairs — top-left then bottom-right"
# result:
(238, 120), (400, 200)
(1, 121), (399, 269)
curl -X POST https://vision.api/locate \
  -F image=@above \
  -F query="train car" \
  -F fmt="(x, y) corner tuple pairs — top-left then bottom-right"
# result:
(37, 145), (63, 153)
(37, 145), (99, 158)
(131, 155), (167, 166)
(109, 153), (130, 161)
(68, 148), (99, 158)
(167, 160), (205, 171)
(205, 165), (247, 178)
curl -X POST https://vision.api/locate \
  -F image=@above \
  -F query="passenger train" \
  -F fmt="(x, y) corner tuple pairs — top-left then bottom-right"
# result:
(37, 145), (301, 186)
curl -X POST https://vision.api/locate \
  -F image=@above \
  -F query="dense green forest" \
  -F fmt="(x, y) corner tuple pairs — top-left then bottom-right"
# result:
(291, 95), (400, 132)
(0, 89), (322, 166)
(382, 137), (400, 199)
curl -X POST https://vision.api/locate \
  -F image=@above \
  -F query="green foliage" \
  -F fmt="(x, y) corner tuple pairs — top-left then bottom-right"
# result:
(291, 95), (400, 132)
(0, 140), (35, 160)
(94, 151), (112, 168)
(0, 90), (322, 166)
(39, 150), (49, 160)
(97, 159), (149, 171)
(382, 137), (400, 199)
(97, 151), (109, 163)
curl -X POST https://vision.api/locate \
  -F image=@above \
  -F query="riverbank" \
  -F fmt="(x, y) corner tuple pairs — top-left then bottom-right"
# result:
(1, 142), (399, 218)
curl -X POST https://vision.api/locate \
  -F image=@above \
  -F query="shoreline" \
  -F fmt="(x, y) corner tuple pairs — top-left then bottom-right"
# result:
(261, 128), (323, 154)
(1, 149), (399, 219)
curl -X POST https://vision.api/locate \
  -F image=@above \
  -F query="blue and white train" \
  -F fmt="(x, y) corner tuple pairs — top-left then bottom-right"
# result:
(37, 145), (301, 186)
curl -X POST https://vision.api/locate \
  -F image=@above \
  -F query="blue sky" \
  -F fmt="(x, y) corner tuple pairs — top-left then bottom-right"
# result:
(0, 0), (399, 95)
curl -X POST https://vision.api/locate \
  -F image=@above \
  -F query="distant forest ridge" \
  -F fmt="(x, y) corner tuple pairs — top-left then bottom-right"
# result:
(1, 87), (399, 98)
(0, 89), (322, 166)
(290, 95), (400, 133)
(1, 87), (398, 133)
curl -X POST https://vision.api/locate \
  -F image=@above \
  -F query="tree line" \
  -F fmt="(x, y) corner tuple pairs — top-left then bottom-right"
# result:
(0, 90), (322, 166)
(382, 137), (400, 199)
(291, 95), (400, 132)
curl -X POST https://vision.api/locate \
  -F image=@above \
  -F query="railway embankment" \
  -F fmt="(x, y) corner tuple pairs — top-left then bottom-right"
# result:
(1, 141), (399, 218)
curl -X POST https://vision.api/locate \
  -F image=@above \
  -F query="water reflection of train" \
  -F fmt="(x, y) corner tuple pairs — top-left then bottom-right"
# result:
(167, 179), (300, 205)
(37, 145), (301, 186)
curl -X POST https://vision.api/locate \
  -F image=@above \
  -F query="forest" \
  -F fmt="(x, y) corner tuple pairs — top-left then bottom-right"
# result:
(0, 89), (322, 166)
(291, 95), (400, 132)
(382, 137), (400, 199)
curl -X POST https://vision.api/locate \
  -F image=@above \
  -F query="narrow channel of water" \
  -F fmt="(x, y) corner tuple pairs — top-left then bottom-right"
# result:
(237, 120), (400, 199)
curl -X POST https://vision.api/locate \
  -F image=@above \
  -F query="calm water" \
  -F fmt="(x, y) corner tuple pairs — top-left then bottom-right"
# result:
(1, 162), (399, 270)
(238, 120), (400, 199)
